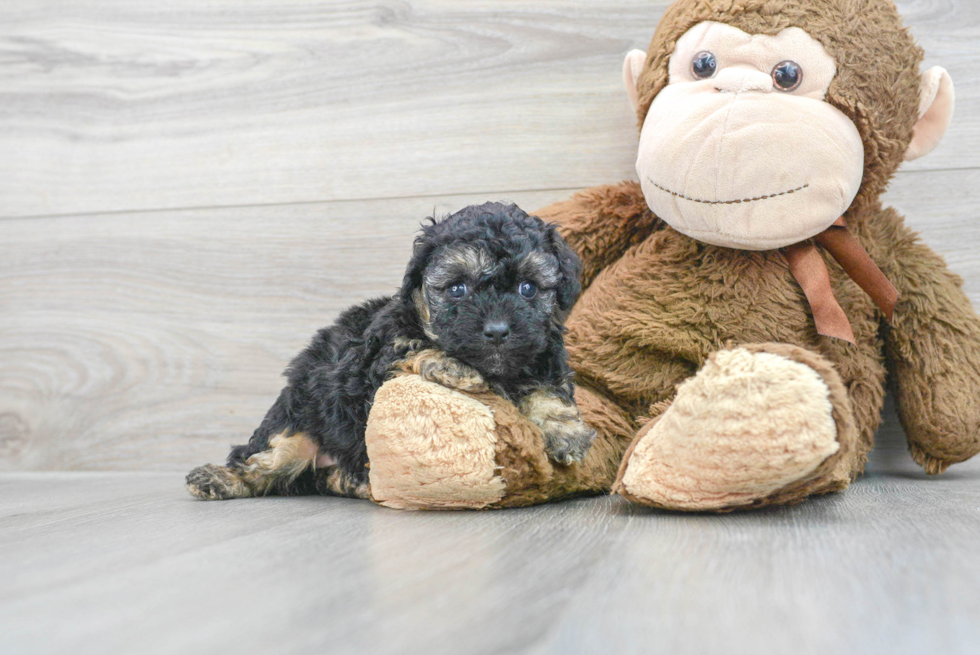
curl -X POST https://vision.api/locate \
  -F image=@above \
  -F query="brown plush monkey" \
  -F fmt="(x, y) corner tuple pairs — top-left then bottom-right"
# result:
(364, 0), (980, 511)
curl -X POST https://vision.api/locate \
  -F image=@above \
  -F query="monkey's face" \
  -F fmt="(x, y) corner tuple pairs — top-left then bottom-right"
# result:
(634, 21), (865, 250)
(418, 242), (565, 380)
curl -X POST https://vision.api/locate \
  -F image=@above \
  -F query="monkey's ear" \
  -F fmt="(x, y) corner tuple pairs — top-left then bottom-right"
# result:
(623, 49), (648, 115)
(904, 66), (955, 162)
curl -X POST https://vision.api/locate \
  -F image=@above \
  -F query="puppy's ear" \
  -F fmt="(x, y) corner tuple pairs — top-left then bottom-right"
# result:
(400, 240), (431, 303)
(399, 221), (439, 304)
(547, 224), (583, 312)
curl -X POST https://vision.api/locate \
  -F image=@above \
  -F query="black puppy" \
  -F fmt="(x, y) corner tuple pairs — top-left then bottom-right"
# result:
(186, 202), (595, 501)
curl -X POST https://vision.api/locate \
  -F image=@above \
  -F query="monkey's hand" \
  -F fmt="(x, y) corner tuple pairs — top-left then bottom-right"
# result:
(394, 349), (489, 394)
(519, 389), (596, 465)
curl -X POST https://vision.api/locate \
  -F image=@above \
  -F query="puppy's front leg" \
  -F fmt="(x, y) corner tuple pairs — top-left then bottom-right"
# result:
(519, 388), (596, 465)
(395, 349), (489, 393)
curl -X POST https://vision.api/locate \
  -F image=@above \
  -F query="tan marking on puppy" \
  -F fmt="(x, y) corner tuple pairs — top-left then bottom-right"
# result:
(412, 288), (438, 341)
(519, 250), (560, 287)
(319, 467), (371, 500)
(393, 336), (426, 353)
(519, 389), (596, 465)
(426, 244), (495, 288)
(239, 432), (318, 495)
(453, 244), (495, 276)
(394, 349), (488, 393)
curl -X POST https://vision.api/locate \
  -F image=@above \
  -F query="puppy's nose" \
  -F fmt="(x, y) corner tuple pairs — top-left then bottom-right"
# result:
(483, 321), (510, 344)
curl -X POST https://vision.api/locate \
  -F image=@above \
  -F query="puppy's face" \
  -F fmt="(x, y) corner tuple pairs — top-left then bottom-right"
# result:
(402, 204), (582, 380)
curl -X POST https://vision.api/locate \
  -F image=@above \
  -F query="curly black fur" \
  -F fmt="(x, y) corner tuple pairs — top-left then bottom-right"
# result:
(208, 202), (584, 496)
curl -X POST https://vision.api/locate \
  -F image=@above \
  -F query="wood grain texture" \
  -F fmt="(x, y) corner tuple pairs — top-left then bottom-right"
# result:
(0, 411), (978, 655)
(0, 0), (977, 218)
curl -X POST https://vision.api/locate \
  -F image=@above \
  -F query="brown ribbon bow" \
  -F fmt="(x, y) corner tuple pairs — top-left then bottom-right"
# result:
(781, 217), (898, 343)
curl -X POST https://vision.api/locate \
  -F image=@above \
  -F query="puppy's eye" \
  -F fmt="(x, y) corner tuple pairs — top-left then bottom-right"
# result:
(518, 281), (537, 299)
(447, 283), (468, 299)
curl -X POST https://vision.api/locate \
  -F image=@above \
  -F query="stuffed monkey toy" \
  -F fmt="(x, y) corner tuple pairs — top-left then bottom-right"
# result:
(364, 0), (980, 511)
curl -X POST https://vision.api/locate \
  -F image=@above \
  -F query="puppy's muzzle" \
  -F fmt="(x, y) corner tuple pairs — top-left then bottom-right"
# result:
(483, 320), (511, 345)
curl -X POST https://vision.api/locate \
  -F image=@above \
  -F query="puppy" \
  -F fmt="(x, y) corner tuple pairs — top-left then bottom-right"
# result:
(186, 202), (595, 501)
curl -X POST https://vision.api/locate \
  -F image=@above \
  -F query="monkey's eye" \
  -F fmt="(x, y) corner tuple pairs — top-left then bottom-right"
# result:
(772, 61), (803, 91)
(691, 51), (717, 79)
(447, 283), (468, 299)
(518, 281), (537, 299)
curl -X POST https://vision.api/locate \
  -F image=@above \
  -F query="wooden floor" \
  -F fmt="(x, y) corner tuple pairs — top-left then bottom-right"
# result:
(2, 406), (979, 655)
(2, 1), (980, 653)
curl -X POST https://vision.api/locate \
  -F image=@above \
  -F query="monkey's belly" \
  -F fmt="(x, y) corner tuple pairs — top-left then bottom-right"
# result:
(564, 228), (880, 412)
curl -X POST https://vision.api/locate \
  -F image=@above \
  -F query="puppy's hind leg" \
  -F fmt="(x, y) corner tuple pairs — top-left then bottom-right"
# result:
(186, 432), (319, 500)
(310, 465), (371, 500)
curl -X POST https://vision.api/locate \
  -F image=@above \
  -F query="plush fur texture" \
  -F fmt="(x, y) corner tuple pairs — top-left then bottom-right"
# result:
(525, 0), (978, 510)
(363, 0), (980, 512)
(613, 344), (856, 510)
(365, 373), (634, 509)
(367, 375), (506, 510)
(186, 202), (593, 500)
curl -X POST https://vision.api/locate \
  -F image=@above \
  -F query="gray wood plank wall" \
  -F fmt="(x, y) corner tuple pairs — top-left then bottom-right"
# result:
(2, 0), (978, 471)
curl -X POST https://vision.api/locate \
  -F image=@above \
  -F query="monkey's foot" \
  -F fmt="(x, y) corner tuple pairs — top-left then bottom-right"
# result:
(613, 344), (856, 511)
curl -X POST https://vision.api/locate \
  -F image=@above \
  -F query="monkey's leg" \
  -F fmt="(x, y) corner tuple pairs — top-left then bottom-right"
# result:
(186, 432), (318, 500)
(363, 375), (634, 509)
(612, 344), (859, 511)
(518, 388), (597, 465)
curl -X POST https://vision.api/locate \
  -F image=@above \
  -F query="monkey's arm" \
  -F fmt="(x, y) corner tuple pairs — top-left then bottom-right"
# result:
(535, 181), (661, 289)
(875, 208), (980, 473)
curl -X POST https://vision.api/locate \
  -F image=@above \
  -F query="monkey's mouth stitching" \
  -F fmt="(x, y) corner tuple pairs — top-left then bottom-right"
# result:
(649, 180), (809, 205)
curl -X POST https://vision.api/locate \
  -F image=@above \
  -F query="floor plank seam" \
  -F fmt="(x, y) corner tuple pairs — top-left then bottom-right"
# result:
(0, 186), (594, 223)
(2, 166), (975, 222)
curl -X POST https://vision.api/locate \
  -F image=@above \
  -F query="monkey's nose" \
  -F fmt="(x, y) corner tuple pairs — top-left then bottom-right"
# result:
(483, 321), (511, 344)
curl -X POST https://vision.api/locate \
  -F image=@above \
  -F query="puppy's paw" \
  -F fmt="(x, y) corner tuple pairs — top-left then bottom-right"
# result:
(520, 390), (596, 466)
(186, 464), (252, 500)
(401, 349), (489, 393)
(542, 418), (596, 466)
